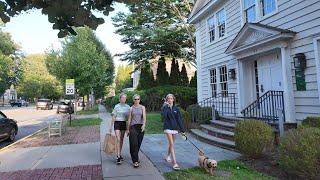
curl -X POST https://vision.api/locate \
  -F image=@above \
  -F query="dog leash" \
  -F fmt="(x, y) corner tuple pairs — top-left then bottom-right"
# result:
(181, 133), (203, 152)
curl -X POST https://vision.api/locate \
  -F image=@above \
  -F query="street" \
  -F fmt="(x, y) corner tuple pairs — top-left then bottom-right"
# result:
(0, 105), (61, 149)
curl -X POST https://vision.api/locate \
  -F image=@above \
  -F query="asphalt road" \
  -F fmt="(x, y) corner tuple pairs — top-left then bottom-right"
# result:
(0, 105), (62, 149)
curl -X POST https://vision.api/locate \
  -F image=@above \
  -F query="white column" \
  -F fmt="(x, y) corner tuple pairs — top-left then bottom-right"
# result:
(281, 46), (296, 122)
(237, 60), (245, 115)
(196, 28), (203, 102)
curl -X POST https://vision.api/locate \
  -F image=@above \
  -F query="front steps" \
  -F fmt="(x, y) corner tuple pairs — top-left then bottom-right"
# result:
(190, 116), (242, 151)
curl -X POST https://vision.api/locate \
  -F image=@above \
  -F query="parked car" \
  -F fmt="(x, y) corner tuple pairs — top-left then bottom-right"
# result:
(36, 99), (53, 110)
(57, 101), (74, 114)
(0, 111), (18, 142)
(10, 100), (29, 107)
(10, 100), (22, 107)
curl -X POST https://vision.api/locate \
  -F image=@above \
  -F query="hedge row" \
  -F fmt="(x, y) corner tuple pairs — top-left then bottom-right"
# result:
(105, 86), (197, 112)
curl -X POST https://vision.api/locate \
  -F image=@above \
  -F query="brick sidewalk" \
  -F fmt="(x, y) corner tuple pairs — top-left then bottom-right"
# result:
(0, 165), (103, 180)
(11, 125), (100, 149)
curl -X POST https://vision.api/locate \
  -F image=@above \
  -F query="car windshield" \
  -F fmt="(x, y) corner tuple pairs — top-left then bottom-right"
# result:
(60, 102), (68, 105)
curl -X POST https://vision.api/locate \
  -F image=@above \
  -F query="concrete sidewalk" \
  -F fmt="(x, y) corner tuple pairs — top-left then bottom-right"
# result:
(141, 134), (240, 173)
(99, 105), (164, 180)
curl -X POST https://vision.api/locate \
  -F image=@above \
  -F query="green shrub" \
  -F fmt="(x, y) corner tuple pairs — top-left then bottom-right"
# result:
(279, 127), (320, 179)
(186, 104), (213, 124)
(302, 116), (320, 128)
(234, 120), (274, 158)
(179, 107), (191, 130)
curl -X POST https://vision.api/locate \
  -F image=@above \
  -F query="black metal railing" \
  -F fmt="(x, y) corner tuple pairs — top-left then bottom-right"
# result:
(189, 93), (237, 123)
(241, 91), (285, 122)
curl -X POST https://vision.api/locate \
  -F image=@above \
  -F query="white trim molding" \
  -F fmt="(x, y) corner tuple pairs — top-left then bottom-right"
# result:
(313, 35), (320, 102)
(188, 0), (223, 24)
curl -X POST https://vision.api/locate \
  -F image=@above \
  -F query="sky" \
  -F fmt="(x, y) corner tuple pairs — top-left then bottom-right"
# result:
(2, 3), (130, 66)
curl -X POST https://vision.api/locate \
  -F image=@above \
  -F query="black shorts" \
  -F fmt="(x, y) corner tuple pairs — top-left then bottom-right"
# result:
(114, 121), (126, 131)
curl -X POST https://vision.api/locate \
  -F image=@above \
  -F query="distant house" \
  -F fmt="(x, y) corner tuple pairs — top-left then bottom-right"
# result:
(1, 85), (17, 104)
(189, 0), (320, 122)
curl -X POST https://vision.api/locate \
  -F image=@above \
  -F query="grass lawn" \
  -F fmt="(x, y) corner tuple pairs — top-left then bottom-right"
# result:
(145, 112), (163, 134)
(69, 118), (102, 127)
(164, 160), (275, 180)
(77, 105), (99, 115)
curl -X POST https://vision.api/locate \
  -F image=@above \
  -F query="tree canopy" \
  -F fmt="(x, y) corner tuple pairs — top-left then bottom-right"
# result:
(156, 57), (169, 85)
(0, 0), (140, 38)
(46, 27), (114, 99)
(0, 25), (21, 95)
(137, 63), (155, 90)
(115, 64), (133, 93)
(16, 54), (63, 101)
(112, 0), (195, 67)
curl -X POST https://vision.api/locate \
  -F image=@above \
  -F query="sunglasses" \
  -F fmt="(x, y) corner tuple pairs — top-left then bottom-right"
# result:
(134, 99), (140, 100)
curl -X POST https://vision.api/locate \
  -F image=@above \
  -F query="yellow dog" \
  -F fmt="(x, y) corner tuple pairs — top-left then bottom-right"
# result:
(198, 150), (218, 175)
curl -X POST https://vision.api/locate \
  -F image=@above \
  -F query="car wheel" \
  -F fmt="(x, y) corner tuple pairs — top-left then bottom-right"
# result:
(8, 128), (16, 142)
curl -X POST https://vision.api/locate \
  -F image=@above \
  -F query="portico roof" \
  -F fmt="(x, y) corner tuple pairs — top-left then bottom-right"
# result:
(225, 23), (296, 56)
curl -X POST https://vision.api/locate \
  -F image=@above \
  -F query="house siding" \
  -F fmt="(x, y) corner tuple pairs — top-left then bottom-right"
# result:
(194, 0), (320, 121)
(259, 0), (320, 121)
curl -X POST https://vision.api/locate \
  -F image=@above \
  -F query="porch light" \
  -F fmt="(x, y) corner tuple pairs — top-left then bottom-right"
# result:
(228, 69), (236, 80)
(293, 53), (306, 70)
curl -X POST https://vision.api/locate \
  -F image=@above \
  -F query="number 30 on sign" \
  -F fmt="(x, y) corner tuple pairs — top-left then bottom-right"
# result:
(66, 79), (75, 95)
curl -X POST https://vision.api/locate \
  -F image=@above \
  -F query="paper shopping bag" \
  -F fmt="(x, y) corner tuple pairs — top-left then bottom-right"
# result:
(103, 133), (115, 154)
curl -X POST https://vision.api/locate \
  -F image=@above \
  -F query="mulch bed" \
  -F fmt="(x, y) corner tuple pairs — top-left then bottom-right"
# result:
(0, 164), (103, 180)
(239, 151), (300, 180)
(11, 125), (100, 149)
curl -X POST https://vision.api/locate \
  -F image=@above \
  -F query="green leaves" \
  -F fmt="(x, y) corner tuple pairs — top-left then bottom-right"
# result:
(46, 27), (114, 99)
(112, 0), (195, 66)
(16, 54), (63, 100)
(0, 0), (115, 38)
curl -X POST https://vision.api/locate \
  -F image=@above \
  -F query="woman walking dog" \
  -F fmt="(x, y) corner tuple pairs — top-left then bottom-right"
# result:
(127, 94), (146, 168)
(110, 93), (130, 164)
(161, 94), (185, 170)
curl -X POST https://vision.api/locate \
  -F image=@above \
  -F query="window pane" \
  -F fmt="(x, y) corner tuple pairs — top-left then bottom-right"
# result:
(244, 0), (255, 9)
(210, 69), (217, 97)
(207, 16), (215, 42)
(217, 9), (226, 38)
(219, 66), (228, 96)
(263, 0), (276, 16)
(246, 6), (256, 22)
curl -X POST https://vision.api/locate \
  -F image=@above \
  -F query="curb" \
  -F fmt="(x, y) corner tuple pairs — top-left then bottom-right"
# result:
(0, 126), (47, 153)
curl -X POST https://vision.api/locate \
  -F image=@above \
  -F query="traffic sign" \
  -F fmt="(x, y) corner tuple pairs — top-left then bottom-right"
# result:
(66, 79), (75, 95)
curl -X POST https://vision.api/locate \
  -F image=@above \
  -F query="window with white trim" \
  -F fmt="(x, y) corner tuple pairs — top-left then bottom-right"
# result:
(207, 16), (215, 42)
(219, 66), (228, 96)
(243, 0), (256, 23)
(210, 68), (217, 97)
(262, 0), (276, 16)
(216, 9), (226, 38)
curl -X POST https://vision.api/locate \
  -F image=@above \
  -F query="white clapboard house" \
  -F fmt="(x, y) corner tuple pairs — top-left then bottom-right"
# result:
(188, 0), (320, 149)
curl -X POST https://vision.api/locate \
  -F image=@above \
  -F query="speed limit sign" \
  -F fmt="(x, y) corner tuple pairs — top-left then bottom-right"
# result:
(66, 79), (75, 95)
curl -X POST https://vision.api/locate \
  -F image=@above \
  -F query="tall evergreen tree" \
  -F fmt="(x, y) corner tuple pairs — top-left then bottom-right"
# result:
(180, 64), (189, 86)
(169, 58), (180, 85)
(189, 71), (197, 88)
(137, 64), (155, 90)
(156, 57), (169, 86)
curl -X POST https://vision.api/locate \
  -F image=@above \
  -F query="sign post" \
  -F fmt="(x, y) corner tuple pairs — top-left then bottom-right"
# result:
(66, 79), (75, 126)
